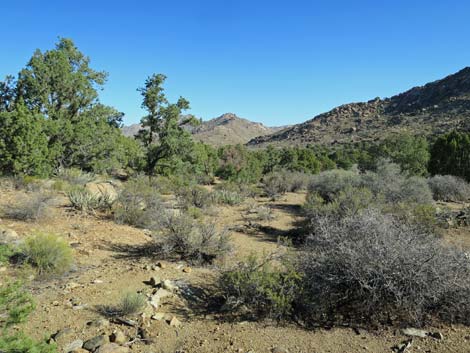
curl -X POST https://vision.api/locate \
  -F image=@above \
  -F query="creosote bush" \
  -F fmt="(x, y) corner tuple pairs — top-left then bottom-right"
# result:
(21, 232), (73, 276)
(220, 253), (301, 321)
(298, 209), (470, 327)
(113, 177), (164, 229)
(156, 212), (231, 264)
(3, 192), (54, 222)
(428, 175), (470, 202)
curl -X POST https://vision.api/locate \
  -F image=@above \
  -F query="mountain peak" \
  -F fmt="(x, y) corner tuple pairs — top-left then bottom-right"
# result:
(248, 67), (470, 147)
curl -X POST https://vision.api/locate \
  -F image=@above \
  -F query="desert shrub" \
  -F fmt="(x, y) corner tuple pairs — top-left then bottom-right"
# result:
(308, 168), (362, 202)
(118, 292), (147, 316)
(362, 161), (433, 204)
(56, 168), (95, 186)
(157, 212), (231, 264)
(113, 177), (164, 229)
(67, 186), (112, 213)
(3, 192), (54, 222)
(285, 171), (311, 192)
(176, 185), (213, 209)
(262, 171), (290, 200)
(298, 209), (470, 326)
(213, 189), (244, 206)
(428, 175), (470, 202)
(304, 186), (376, 220)
(21, 232), (73, 276)
(220, 254), (301, 321)
(251, 205), (274, 221)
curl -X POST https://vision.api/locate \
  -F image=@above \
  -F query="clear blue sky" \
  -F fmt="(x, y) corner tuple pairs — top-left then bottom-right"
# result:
(1, 0), (470, 126)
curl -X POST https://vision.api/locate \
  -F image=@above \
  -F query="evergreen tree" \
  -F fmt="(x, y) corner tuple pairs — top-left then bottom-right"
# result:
(0, 100), (50, 176)
(137, 74), (196, 177)
(429, 131), (470, 181)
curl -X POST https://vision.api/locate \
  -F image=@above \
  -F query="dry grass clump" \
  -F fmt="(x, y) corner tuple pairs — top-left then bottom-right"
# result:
(3, 192), (55, 222)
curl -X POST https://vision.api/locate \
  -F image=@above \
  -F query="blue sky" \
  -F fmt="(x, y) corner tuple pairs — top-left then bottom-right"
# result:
(1, 0), (470, 126)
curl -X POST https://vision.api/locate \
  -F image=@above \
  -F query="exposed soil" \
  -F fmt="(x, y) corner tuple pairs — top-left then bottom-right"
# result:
(2, 187), (470, 353)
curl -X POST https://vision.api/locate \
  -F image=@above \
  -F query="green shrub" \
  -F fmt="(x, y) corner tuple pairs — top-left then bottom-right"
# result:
(21, 233), (73, 276)
(3, 192), (55, 222)
(113, 177), (164, 229)
(428, 175), (470, 202)
(0, 281), (35, 328)
(220, 254), (301, 321)
(0, 244), (15, 266)
(67, 186), (112, 213)
(0, 281), (56, 353)
(118, 292), (147, 316)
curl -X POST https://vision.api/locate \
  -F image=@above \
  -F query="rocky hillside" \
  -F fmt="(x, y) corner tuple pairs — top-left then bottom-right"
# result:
(248, 67), (470, 147)
(122, 113), (286, 146)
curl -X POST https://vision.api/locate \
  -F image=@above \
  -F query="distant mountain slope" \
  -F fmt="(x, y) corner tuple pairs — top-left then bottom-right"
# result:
(122, 113), (286, 146)
(248, 68), (470, 147)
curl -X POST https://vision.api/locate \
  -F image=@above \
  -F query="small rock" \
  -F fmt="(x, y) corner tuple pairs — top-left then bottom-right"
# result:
(149, 296), (160, 309)
(428, 331), (444, 340)
(52, 300), (60, 306)
(156, 261), (166, 269)
(272, 348), (289, 353)
(182, 267), (192, 273)
(149, 276), (160, 287)
(87, 318), (110, 328)
(92, 279), (103, 284)
(65, 340), (84, 352)
(402, 328), (428, 338)
(151, 312), (165, 321)
(168, 316), (182, 327)
(161, 279), (178, 292)
(110, 330), (126, 344)
(95, 343), (129, 353)
(154, 288), (172, 299)
(83, 335), (109, 351)
(65, 282), (80, 290)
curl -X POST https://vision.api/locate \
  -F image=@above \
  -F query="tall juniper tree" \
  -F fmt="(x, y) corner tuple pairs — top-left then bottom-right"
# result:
(137, 74), (196, 177)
